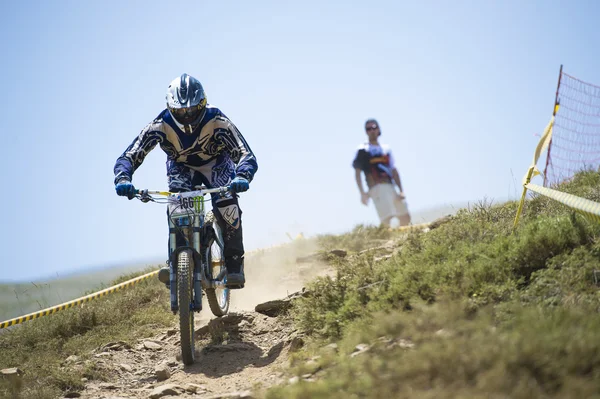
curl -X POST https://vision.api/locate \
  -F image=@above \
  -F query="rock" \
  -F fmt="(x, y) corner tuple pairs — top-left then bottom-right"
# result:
(203, 342), (255, 353)
(101, 341), (132, 351)
(65, 355), (81, 364)
(218, 313), (247, 326)
(94, 352), (112, 358)
(154, 364), (171, 381)
(381, 336), (415, 349)
(197, 312), (254, 337)
(203, 392), (254, 399)
(323, 343), (338, 353)
(81, 378), (88, 383)
(330, 249), (348, 258)
(143, 341), (163, 351)
(288, 336), (304, 352)
(1, 367), (24, 377)
(184, 383), (207, 393)
(255, 299), (291, 317)
(157, 333), (168, 342)
(429, 215), (452, 230)
(222, 391), (253, 399)
(119, 363), (133, 372)
(195, 324), (210, 337)
(149, 384), (185, 399)
(282, 287), (312, 299)
(281, 290), (309, 303)
(238, 319), (250, 329)
(374, 254), (393, 263)
(98, 382), (118, 390)
(288, 376), (300, 384)
(397, 339), (415, 349)
(166, 328), (178, 336)
(64, 392), (81, 398)
(350, 343), (371, 358)
(378, 336), (392, 344)
(167, 360), (179, 367)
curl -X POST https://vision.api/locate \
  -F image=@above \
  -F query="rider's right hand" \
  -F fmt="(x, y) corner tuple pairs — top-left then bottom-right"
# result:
(115, 180), (136, 200)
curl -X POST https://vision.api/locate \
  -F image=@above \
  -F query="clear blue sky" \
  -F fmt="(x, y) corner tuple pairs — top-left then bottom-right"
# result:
(1, 0), (599, 281)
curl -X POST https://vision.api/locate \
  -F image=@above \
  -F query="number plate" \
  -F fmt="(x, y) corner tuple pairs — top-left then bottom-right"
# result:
(168, 192), (205, 216)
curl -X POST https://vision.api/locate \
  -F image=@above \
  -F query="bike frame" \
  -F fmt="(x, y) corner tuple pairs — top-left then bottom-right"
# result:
(137, 186), (229, 313)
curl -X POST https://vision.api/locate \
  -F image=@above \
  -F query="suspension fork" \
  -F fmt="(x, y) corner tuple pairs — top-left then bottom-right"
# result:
(192, 214), (203, 311)
(169, 217), (178, 313)
(169, 215), (205, 313)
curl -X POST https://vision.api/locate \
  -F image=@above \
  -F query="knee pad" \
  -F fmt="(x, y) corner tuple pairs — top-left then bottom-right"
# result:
(215, 197), (241, 229)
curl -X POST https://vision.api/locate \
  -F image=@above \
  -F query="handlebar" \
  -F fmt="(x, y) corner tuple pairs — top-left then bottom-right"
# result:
(134, 185), (232, 203)
(135, 185), (231, 196)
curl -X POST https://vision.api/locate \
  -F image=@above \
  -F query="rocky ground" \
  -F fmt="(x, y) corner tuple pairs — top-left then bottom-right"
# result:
(5, 229), (427, 399)
(71, 240), (331, 399)
(76, 310), (296, 399)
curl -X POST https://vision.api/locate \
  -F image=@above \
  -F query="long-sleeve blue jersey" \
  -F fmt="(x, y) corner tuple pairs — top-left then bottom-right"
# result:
(114, 105), (258, 190)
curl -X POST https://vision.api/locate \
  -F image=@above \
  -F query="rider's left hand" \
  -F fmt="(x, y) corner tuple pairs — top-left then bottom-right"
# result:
(230, 176), (249, 193)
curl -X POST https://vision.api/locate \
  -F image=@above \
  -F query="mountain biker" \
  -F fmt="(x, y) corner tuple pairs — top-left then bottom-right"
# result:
(113, 73), (258, 289)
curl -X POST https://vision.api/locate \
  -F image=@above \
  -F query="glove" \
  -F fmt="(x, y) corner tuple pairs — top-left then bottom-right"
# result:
(115, 180), (136, 199)
(230, 176), (249, 193)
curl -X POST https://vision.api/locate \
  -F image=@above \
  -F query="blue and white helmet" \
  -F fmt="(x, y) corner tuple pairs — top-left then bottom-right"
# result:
(166, 73), (207, 132)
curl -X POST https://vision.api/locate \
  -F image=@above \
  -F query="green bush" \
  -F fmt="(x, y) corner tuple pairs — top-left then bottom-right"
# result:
(271, 303), (600, 399)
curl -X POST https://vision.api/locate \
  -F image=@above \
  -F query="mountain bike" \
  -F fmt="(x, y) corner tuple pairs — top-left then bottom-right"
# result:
(135, 185), (231, 365)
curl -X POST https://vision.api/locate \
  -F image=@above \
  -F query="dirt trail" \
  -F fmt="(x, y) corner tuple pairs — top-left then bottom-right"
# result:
(79, 239), (330, 399)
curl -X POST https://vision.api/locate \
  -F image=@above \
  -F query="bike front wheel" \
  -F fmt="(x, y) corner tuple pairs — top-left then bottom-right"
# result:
(177, 249), (195, 365)
(205, 219), (230, 317)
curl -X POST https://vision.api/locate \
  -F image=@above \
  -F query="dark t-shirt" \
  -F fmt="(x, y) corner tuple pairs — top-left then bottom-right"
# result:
(352, 143), (395, 189)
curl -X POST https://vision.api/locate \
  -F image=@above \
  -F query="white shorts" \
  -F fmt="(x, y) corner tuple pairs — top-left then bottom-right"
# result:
(369, 183), (409, 222)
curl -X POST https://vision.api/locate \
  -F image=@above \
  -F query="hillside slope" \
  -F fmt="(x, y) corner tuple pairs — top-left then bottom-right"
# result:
(3, 172), (600, 398)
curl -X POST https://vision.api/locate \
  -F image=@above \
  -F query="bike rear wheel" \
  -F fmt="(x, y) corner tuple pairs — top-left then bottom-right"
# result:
(205, 220), (230, 317)
(177, 249), (195, 365)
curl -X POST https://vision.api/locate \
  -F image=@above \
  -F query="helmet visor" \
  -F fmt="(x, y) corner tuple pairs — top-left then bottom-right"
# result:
(170, 104), (202, 125)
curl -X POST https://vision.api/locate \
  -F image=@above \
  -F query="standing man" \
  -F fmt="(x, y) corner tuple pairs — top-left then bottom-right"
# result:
(352, 119), (411, 227)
